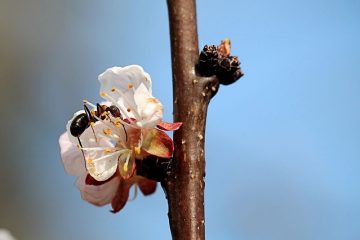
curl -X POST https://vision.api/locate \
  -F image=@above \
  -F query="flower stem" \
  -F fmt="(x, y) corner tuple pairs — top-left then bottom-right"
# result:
(162, 1), (219, 239)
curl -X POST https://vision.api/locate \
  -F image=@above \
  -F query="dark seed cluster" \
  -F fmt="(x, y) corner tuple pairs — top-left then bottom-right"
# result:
(197, 39), (244, 85)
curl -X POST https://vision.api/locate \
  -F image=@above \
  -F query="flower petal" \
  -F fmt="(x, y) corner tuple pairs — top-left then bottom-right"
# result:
(75, 121), (120, 181)
(98, 65), (164, 128)
(0, 229), (17, 240)
(86, 152), (119, 182)
(85, 173), (117, 186)
(76, 173), (120, 206)
(137, 177), (157, 196)
(98, 65), (152, 120)
(111, 178), (132, 213)
(59, 133), (86, 176)
(135, 96), (163, 128)
(99, 65), (152, 95)
(142, 129), (174, 158)
(157, 121), (183, 131)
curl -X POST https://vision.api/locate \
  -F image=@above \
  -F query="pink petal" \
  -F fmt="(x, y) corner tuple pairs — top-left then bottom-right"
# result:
(85, 173), (118, 186)
(111, 179), (132, 213)
(76, 173), (120, 207)
(157, 121), (183, 131)
(58, 133), (86, 176)
(142, 129), (174, 158)
(137, 177), (157, 196)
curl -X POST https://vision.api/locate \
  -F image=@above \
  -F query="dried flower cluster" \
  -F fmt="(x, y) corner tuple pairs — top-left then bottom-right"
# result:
(198, 39), (244, 85)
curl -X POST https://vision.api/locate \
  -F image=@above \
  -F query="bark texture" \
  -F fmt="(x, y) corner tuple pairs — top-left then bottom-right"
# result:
(162, 0), (219, 239)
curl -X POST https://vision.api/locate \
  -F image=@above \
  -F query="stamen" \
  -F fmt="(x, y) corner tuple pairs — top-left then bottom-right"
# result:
(91, 149), (128, 163)
(83, 99), (97, 109)
(123, 152), (131, 172)
(80, 146), (121, 151)
(91, 114), (128, 142)
(86, 158), (95, 168)
(103, 128), (113, 135)
(134, 146), (141, 155)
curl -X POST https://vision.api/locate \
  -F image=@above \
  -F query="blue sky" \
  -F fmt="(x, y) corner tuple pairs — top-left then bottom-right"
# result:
(0, 0), (359, 239)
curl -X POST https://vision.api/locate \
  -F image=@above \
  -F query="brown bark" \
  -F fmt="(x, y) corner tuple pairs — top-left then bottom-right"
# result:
(162, 0), (219, 239)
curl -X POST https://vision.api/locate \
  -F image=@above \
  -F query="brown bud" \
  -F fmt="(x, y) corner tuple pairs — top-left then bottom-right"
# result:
(216, 56), (244, 85)
(197, 45), (219, 76)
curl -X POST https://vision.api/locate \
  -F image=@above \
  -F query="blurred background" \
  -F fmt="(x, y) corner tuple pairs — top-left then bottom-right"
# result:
(0, 0), (359, 239)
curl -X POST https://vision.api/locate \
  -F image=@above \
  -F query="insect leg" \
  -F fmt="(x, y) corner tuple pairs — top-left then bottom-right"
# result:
(77, 136), (88, 170)
(122, 124), (128, 142)
(83, 104), (98, 142)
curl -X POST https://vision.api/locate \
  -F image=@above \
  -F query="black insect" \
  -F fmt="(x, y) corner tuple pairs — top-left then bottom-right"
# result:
(70, 103), (127, 151)
(102, 104), (128, 141)
(70, 105), (94, 146)
(95, 103), (122, 120)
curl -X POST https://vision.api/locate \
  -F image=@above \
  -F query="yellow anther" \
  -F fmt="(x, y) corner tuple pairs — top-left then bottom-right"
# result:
(104, 148), (113, 154)
(123, 163), (128, 172)
(103, 128), (112, 135)
(147, 97), (157, 103)
(114, 118), (122, 128)
(87, 159), (94, 167)
(134, 146), (141, 155)
(100, 92), (106, 97)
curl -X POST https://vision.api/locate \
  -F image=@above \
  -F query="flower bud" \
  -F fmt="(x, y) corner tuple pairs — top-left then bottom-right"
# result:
(197, 45), (219, 76)
(216, 56), (244, 85)
(197, 39), (244, 85)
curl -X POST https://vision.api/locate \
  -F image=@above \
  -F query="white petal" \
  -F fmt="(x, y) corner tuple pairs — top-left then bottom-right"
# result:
(98, 65), (152, 94)
(76, 173), (120, 206)
(135, 96), (163, 128)
(86, 150), (120, 181)
(58, 133), (86, 176)
(78, 121), (122, 181)
(0, 229), (17, 240)
(79, 121), (115, 148)
(98, 65), (154, 121)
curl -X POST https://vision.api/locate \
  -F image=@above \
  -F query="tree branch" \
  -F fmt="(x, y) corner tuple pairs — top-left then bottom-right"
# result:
(161, 0), (219, 239)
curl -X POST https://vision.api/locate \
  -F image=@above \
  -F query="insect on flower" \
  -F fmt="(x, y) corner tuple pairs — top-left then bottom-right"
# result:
(60, 65), (182, 212)
(69, 103), (127, 145)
